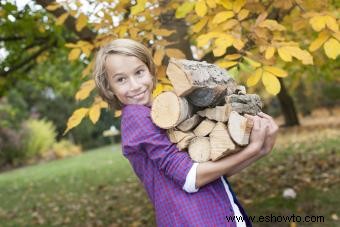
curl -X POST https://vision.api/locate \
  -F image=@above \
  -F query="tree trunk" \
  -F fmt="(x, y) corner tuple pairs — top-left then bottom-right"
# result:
(277, 78), (300, 126)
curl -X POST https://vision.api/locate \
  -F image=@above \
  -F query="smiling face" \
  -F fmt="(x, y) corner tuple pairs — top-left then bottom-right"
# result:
(105, 54), (154, 106)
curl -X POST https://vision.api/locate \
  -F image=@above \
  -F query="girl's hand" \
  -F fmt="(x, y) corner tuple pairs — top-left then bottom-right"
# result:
(257, 112), (279, 156)
(244, 114), (268, 152)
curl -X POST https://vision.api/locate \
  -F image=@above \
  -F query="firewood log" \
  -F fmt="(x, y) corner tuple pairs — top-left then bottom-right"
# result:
(188, 137), (211, 162)
(167, 128), (194, 143)
(209, 122), (240, 161)
(176, 133), (196, 151)
(228, 111), (254, 146)
(151, 91), (193, 129)
(197, 104), (232, 122)
(166, 58), (237, 107)
(193, 119), (216, 137)
(176, 114), (203, 132)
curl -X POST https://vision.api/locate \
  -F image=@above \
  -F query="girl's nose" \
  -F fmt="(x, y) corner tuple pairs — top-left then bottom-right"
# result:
(129, 77), (141, 90)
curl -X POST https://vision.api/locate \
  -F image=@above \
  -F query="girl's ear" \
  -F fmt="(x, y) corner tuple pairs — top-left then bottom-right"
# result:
(107, 90), (115, 98)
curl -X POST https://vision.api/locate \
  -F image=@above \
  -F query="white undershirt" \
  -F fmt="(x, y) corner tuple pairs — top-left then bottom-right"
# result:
(183, 163), (246, 227)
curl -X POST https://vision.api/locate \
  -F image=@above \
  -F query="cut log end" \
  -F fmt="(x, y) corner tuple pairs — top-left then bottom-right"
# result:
(151, 91), (192, 129)
(188, 137), (210, 162)
(209, 122), (238, 161)
(228, 111), (254, 146)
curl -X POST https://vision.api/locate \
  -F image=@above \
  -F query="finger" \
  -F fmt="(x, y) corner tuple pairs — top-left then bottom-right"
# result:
(253, 116), (260, 130)
(244, 114), (256, 120)
(258, 112), (276, 125)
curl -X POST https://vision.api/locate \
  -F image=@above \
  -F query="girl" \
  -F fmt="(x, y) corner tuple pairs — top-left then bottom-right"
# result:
(93, 38), (278, 227)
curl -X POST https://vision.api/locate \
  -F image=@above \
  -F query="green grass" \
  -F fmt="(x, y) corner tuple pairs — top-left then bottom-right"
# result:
(0, 133), (339, 226)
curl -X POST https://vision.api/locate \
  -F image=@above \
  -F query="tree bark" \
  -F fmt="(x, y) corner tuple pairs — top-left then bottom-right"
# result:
(277, 78), (300, 126)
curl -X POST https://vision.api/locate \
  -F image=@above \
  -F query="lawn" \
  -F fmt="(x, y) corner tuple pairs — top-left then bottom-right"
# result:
(0, 127), (339, 226)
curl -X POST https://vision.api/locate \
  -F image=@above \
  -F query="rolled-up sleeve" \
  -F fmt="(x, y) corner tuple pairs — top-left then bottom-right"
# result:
(183, 162), (200, 193)
(121, 104), (194, 188)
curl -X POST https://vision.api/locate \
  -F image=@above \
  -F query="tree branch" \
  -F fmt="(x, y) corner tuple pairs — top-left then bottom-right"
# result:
(0, 41), (54, 77)
(0, 36), (26, 41)
(34, 0), (96, 41)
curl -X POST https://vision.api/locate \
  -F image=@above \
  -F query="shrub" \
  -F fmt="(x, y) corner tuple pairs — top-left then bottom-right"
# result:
(0, 127), (24, 166)
(22, 118), (57, 158)
(50, 139), (82, 159)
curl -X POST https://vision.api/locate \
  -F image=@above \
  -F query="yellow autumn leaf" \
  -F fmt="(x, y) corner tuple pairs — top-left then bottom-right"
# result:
(154, 48), (165, 66)
(197, 34), (211, 47)
(46, 3), (60, 11)
(244, 56), (261, 68)
(192, 17), (209, 33)
(212, 11), (234, 24)
(213, 45), (227, 57)
(131, 0), (146, 15)
(324, 15), (339, 32)
(309, 15), (326, 32)
(332, 31), (340, 42)
(265, 46), (275, 59)
(114, 110), (122, 118)
(56, 13), (69, 26)
(215, 35), (234, 46)
(175, 2), (195, 18)
(233, 38), (244, 50)
(82, 61), (93, 78)
(165, 48), (186, 58)
(98, 100), (108, 109)
(262, 71), (281, 95)
(68, 48), (81, 61)
(195, 0), (208, 17)
(216, 61), (238, 68)
(153, 29), (175, 36)
(76, 13), (88, 32)
(206, 0), (216, 8)
(224, 54), (241, 60)
(89, 104), (101, 124)
(75, 80), (95, 101)
(324, 38), (340, 59)
(309, 31), (330, 52)
(237, 9), (249, 21)
(247, 68), (262, 87)
(286, 46), (313, 65)
(233, 0), (246, 13)
(65, 43), (78, 48)
(152, 83), (164, 97)
(263, 66), (288, 78)
(63, 108), (89, 135)
(163, 84), (173, 91)
(222, 19), (238, 30)
(220, 0), (233, 10)
(278, 47), (292, 62)
(259, 19), (285, 31)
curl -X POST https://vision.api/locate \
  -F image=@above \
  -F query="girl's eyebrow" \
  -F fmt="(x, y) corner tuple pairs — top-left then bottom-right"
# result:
(112, 64), (145, 78)
(134, 64), (146, 70)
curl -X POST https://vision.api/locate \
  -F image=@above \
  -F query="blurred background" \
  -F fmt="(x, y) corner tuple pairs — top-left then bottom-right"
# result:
(0, 0), (339, 226)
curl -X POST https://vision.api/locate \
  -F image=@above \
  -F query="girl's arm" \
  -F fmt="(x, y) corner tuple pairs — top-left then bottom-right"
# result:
(196, 112), (277, 187)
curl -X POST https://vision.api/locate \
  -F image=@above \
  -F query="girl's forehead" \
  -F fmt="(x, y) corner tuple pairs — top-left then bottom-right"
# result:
(105, 54), (147, 73)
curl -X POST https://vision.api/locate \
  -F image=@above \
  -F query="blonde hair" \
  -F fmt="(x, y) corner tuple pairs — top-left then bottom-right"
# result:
(93, 39), (157, 110)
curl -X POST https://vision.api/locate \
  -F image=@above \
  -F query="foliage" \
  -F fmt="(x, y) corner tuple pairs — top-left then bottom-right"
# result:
(41, 0), (338, 133)
(0, 127), (24, 166)
(22, 118), (57, 158)
(50, 139), (82, 159)
(1, 1), (339, 133)
(0, 93), (28, 129)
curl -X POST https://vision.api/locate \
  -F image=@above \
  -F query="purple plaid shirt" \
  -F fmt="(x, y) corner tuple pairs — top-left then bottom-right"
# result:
(121, 104), (251, 226)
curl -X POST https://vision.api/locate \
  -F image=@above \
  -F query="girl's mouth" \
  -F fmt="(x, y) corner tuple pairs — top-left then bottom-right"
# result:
(131, 90), (146, 99)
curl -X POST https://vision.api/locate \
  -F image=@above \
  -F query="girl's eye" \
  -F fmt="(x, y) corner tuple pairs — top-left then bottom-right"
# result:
(136, 69), (145, 75)
(116, 77), (126, 83)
